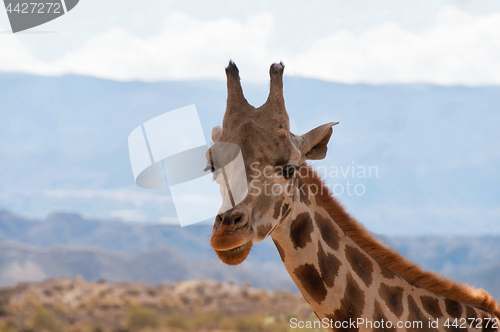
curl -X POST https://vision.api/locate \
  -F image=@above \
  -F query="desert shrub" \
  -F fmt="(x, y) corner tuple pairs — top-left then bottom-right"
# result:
(0, 321), (18, 332)
(0, 302), (8, 317)
(191, 311), (222, 330)
(30, 306), (64, 332)
(219, 315), (264, 332)
(125, 306), (160, 331)
(62, 321), (104, 332)
(165, 313), (189, 330)
(165, 311), (225, 331)
(114, 328), (128, 332)
(235, 316), (264, 332)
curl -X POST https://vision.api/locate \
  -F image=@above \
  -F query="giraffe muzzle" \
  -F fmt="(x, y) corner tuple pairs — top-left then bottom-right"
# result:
(213, 241), (253, 266)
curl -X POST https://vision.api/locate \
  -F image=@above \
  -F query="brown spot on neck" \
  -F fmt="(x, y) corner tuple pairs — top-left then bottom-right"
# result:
(317, 241), (341, 288)
(289, 212), (314, 249)
(420, 296), (444, 319)
(380, 265), (396, 279)
(293, 263), (327, 305)
(445, 299), (463, 319)
(345, 245), (374, 287)
(329, 273), (365, 332)
(407, 295), (437, 332)
(465, 305), (478, 320)
(314, 211), (340, 251)
(379, 283), (404, 318)
(373, 300), (396, 332)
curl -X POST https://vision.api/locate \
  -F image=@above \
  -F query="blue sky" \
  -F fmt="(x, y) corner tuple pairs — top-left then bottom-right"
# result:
(1, 0), (500, 84)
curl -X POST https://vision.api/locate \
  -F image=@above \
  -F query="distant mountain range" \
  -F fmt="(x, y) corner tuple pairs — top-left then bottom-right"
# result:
(0, 210), (295, 291)
(1, 72), (499, 235)
(0, 211), (498, 299)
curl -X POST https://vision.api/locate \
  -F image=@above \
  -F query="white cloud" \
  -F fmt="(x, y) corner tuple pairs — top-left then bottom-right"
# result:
(0, 12), (275, 81)
(286, 6), (500, 85)
(1, 7), (500, 85)
(0, 24), (54, 75)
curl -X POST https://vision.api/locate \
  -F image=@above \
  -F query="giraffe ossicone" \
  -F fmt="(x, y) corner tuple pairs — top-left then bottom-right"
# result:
(208, 61), (500, 331)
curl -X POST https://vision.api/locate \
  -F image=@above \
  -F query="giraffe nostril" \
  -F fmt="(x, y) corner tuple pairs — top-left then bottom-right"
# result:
(218, 211), (245, 226)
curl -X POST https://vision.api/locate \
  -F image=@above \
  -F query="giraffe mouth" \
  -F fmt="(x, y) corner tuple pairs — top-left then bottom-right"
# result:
(214, 241), (253, 265)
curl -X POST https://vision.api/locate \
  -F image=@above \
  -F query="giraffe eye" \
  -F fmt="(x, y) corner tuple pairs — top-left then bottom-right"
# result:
(204, 163), (220, 181)
(281, 166), (297, 179)
(204, 164), (216, 173)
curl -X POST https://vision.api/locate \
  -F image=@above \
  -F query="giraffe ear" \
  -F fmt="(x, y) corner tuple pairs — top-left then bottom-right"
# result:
(212, 126), (222, 142)
(292, 122), (338, 160)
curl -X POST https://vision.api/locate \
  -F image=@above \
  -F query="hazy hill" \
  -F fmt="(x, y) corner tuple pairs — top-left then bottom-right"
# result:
(0, 241), (295, 292)
(0, 210), (210, 258)
(0, 210), (291, 290)
(0, 211), (498, 299)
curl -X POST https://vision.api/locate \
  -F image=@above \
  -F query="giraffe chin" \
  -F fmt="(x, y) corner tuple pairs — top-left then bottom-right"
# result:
(214, 241), (253, 265)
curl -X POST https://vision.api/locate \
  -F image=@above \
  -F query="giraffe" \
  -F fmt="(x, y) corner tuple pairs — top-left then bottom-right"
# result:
(207, 61), (500, 331)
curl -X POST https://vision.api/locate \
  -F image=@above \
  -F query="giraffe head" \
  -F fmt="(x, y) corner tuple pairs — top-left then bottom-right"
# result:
(208, 61), (338, 265)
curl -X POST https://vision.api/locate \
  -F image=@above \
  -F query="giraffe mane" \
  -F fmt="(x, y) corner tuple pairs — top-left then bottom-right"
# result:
(300, 163), (500, 318)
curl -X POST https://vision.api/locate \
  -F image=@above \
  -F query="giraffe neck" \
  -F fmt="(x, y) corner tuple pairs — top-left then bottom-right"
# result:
(270, 167), (499, 331)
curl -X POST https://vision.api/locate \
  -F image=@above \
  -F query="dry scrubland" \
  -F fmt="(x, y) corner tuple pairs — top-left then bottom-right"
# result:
(0, 278), (326, 332)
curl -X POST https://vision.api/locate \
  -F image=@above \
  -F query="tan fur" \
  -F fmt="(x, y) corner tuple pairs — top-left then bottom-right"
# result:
(299, 164), (500, 318)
